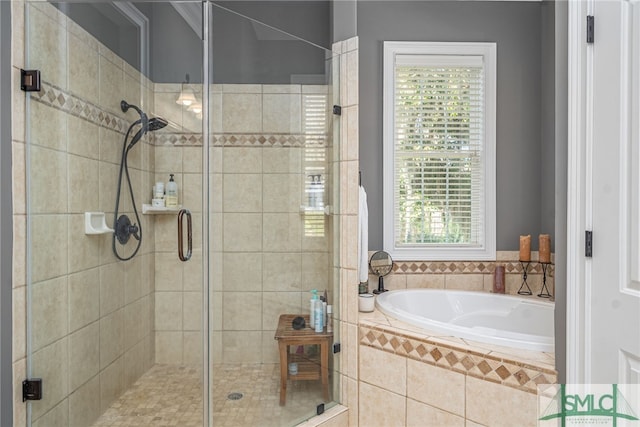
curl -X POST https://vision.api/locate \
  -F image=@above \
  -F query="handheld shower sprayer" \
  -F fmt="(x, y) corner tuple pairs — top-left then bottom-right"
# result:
(112, 100), (168, 261)
(126, 117), (168, 151)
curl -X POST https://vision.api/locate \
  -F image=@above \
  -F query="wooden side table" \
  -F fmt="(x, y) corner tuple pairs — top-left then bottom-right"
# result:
(274, 314), (333, 406)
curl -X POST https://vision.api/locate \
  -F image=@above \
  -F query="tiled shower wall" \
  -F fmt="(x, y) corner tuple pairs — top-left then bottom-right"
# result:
(148, 83), (337, 366)
(11, 3), (156, 426)
(150, 83), (204, 366)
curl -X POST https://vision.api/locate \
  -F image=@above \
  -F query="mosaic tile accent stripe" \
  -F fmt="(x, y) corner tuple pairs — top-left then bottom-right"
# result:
(151, 133), (331, 148)
(32, 81), (128, 134)
(359, 324), (557, 395)
(211, 134), (320, 148)
(392, 260), (554, 276)
(33, 82), (328, 149)
(154, 132), (204, 147)
(155, 133), (326, 148)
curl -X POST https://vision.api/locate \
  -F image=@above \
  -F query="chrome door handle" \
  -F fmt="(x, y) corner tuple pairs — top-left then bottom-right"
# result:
(178, 209), (192, 261)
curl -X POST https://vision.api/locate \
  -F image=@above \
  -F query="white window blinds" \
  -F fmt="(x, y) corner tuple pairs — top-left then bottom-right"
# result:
(383, 42), (496, 261)
(394, 56), (484, 247)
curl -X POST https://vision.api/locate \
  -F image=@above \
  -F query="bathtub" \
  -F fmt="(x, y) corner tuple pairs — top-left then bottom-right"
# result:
(375, 289), (554, 352)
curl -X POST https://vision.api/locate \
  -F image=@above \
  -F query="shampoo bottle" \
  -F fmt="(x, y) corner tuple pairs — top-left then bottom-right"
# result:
(314, 299), (324, 332)
(166, 174), (178, 207)
(308, 176), (316, 207)
(316, 175), (323, 208)
(326, 305), (333, 333)
(310, 290), (318, 329)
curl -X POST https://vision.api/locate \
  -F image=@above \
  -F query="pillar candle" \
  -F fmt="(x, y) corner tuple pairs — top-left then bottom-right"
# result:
(539, 234), (551, 263)
(493, 265), (505, 294)
(519, 235), (531, 261)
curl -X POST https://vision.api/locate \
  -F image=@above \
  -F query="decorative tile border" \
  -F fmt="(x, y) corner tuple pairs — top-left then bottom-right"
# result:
(155, 133), (327, 148)
(33, 82), (329, 149)
(211, 134), (316, 148)
(154, 132), (204, 147)
(392, 260), (554, 276)
(32, 81), (128, 134)
(359, 323), (557, 395)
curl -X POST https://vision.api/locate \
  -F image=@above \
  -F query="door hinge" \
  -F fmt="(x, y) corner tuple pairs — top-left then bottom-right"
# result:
(587, 15), (595, 44)
(585, 230), (593, 258)
(22, 378), (42, 402)
(333, 342), (341, 354)
(20, 69), (41, 92)
(317, 403), (325, 415)
(332, 105), (342, 116)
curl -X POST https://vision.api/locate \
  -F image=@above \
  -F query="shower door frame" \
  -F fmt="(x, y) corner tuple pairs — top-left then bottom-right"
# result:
(21, 1), (211, 425)
(1, 1), (14, 424)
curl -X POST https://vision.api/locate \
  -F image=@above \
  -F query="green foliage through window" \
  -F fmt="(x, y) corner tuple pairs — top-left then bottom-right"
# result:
(394, 66), (484, 246)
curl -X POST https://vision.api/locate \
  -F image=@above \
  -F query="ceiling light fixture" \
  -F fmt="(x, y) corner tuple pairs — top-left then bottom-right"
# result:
(176, 73), (196, 106)
(188, 101), (202, 115)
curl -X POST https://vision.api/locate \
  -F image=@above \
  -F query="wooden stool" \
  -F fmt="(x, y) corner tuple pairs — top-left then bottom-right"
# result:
(274, 314), (333, 406)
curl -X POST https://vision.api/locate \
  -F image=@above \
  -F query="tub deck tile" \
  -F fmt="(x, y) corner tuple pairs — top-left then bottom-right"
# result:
(359, 309), (558, 395)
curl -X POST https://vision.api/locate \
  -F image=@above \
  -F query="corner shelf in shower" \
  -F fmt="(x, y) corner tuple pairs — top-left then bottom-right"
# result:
(142, 204), (183, 215)
(299, 205), (332, 215)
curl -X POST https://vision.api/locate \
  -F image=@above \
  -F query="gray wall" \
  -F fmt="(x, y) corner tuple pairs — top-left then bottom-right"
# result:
(55, 2), (330, 84)
(358, 1), (546, 251)
(332, 0), (357, 43)
(134, 3), (203, 83)
(210, 2), (329, 84)
(216, 1), (331, 49)
(1, 1), (13, 423)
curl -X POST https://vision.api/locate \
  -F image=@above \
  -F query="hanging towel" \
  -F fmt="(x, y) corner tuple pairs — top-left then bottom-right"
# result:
(358, 185), (369, 284)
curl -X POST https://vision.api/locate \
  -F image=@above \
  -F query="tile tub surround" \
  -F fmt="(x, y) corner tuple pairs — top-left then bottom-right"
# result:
(366, 251), (555, 299)
(358, 310), (557, 426)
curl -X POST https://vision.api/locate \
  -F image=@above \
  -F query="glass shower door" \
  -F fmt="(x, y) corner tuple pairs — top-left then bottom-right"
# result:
(207, 4), (341, 426)
(23, 2), (208, 425)
(22, 1), (340, 425)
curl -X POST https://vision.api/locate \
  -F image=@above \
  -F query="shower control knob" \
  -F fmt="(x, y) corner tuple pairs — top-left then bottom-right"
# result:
(130, 224), (140, 241)
(115, 214), (141, 245)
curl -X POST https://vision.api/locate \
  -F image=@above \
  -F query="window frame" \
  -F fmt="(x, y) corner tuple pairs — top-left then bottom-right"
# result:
(382, 41), (497, 261)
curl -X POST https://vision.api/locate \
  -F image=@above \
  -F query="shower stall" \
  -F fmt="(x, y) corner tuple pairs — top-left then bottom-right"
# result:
(21, 2), (343, 425)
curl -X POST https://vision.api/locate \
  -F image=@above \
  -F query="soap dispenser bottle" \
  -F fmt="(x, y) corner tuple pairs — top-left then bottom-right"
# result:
(308, 176), (316, 207)
(310, 290), (318, 329)
(314, 299), (324, 333)
(166, 174), (178, 208)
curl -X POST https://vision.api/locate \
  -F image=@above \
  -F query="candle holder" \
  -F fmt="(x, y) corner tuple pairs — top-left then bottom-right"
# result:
(518, 261), (532, 295)
(538, 262), (553, 298)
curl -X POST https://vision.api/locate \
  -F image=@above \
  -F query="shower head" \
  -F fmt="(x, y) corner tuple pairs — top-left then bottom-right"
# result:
(148, 117), (168, 131)
(121, 100), (167, 151)
(126, 116), (168, 151)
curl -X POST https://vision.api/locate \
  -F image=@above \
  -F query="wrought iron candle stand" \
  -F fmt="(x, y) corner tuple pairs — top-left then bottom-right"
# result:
(538, 262), (553, 298)
(517, 261), (532, 295)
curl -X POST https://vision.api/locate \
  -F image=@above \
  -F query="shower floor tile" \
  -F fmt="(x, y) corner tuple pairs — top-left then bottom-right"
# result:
(92, 364), (326, 427)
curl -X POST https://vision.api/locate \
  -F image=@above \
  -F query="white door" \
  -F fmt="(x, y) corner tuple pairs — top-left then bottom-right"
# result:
(587, 0), (640, 383)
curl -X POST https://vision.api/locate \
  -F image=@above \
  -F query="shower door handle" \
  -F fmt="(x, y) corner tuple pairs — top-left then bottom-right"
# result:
(177, 209), (192, 262)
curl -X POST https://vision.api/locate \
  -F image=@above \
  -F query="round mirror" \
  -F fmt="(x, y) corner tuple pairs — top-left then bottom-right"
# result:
(369, 251), (393, 293)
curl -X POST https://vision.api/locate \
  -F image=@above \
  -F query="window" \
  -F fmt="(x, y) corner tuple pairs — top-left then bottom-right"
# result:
(383, 42), (496, 261)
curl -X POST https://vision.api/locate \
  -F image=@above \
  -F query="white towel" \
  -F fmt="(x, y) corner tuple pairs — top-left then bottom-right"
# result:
(358, 185), (369, 283)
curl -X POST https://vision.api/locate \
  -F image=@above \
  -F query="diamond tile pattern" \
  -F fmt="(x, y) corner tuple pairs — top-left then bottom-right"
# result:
(359, 325), (557, 395)
(393, 260), (554, 276)
(33, 82), (127, 133)
(33, 81), (327, 149)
